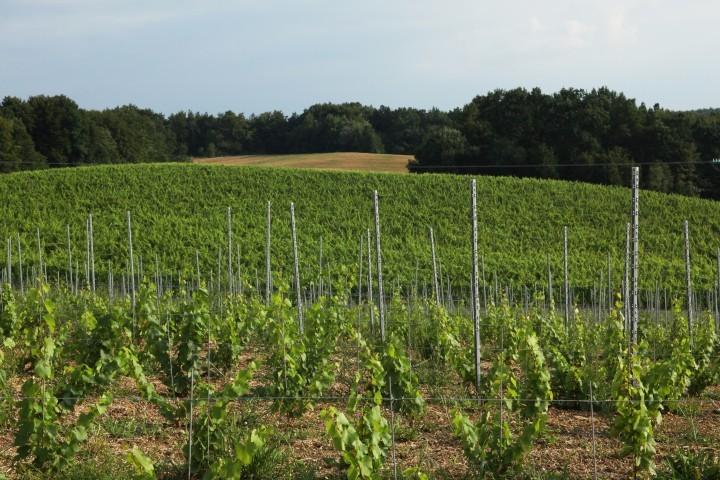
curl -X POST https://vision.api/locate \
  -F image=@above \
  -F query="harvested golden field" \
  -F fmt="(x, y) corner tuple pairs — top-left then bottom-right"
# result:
(193, 152), (413, 173)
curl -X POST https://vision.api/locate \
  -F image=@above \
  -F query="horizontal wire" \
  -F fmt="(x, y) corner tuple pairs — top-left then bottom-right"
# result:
(4, 394), (719, 404)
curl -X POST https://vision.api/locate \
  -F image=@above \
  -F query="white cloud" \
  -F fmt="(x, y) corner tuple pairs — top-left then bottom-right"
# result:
(565, 19), (596, 48)
(606, 7), (638, 46)
(1, 0), (718, 112)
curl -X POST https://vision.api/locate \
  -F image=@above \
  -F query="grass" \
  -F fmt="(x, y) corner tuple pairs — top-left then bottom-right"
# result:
(193, 152), (413, 173)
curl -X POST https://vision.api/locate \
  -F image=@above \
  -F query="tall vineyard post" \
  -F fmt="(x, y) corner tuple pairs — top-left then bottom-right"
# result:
(265, 201), (272, 306)
(684, 220), (693, 342)
(90, 213), (96, 293)
(290, 202), (304, 334)
(624, 222), (630, 335)
(547, 254), (553, 311)
(66, 225), (73, 294)
(471, 179), (482, 393)
(367, 228), (375, 335)
(17, 232), (24, 294)
(630, 166), (639, 350)
(716, 247), (720, 331)
(430, 227), (441, 304)
(374, 190), (386, 342)
(126, 210), (135, 306)
(85, 217), (90, 286)
(5, 237), (11, 287)
(563, 225), (569, 329)
(227, 207), (233, 296)
(357, 234), (363, 322)
(127, 211), (136, 311)
(319, 236), (324, 298)
(195, 249), (201, 290)
(607, 250), (612, 313)
(36, 227), (44, 284)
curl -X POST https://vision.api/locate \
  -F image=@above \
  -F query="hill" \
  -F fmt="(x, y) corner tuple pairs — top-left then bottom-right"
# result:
(193, 152), (413, 173)
(0, 163), (718, 292)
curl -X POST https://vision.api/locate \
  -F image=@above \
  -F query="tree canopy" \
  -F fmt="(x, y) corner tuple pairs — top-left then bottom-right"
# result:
(1, 88), (718, 199)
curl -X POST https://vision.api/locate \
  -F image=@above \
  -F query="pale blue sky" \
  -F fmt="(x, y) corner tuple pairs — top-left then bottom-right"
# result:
(1, 0), (718, 114)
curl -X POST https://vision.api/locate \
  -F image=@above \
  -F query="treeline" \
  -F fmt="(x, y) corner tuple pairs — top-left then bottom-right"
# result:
(1, 88), (719, 198)
(411, 88), (720, 199)
(0, 95), (177, 170)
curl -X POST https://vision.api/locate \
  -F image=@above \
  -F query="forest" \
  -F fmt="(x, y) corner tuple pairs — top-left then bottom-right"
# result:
(1, 88), (718, 198)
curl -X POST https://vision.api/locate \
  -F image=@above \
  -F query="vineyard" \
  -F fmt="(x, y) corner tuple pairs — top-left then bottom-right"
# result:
(0, 164), (719, 291)
(0, 164), (719, 479)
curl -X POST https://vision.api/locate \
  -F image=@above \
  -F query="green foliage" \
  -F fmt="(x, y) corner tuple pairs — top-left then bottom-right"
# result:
(15, 333), (114, 472)
(2, 164), (720, 293)
(452, 313), (553, 477)
(174, 287), (210, 396)
(381, 335), (424, 415)
(611, 334), (696, 478)
(4, 89), (720, 199)
(657, 450), (720, 480)
(322, 406), (391, 480)
(127, 447), (156, 480)
(185, 362), (271, 478)
(0, 348), (8, 427)
(266, 289), (342, 416)
(688, 312), (718, 395)
(0, 283), (20, 338)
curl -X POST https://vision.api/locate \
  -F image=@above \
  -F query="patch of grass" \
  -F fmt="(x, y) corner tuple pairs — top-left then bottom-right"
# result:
(656, 449), (720, 479)
(18, 450), (133, 480)
(193, 152), (413, 174)
(96, 417), (166, 439)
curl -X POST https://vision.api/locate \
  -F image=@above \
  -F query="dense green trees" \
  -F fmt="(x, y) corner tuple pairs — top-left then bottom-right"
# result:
(411, 88), (720, 199)
(0, 115), (45, 172)
(1, 89), (719, 199)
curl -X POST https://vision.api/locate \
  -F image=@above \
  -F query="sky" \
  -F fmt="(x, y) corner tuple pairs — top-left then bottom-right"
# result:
(1, 0), (719, 115)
